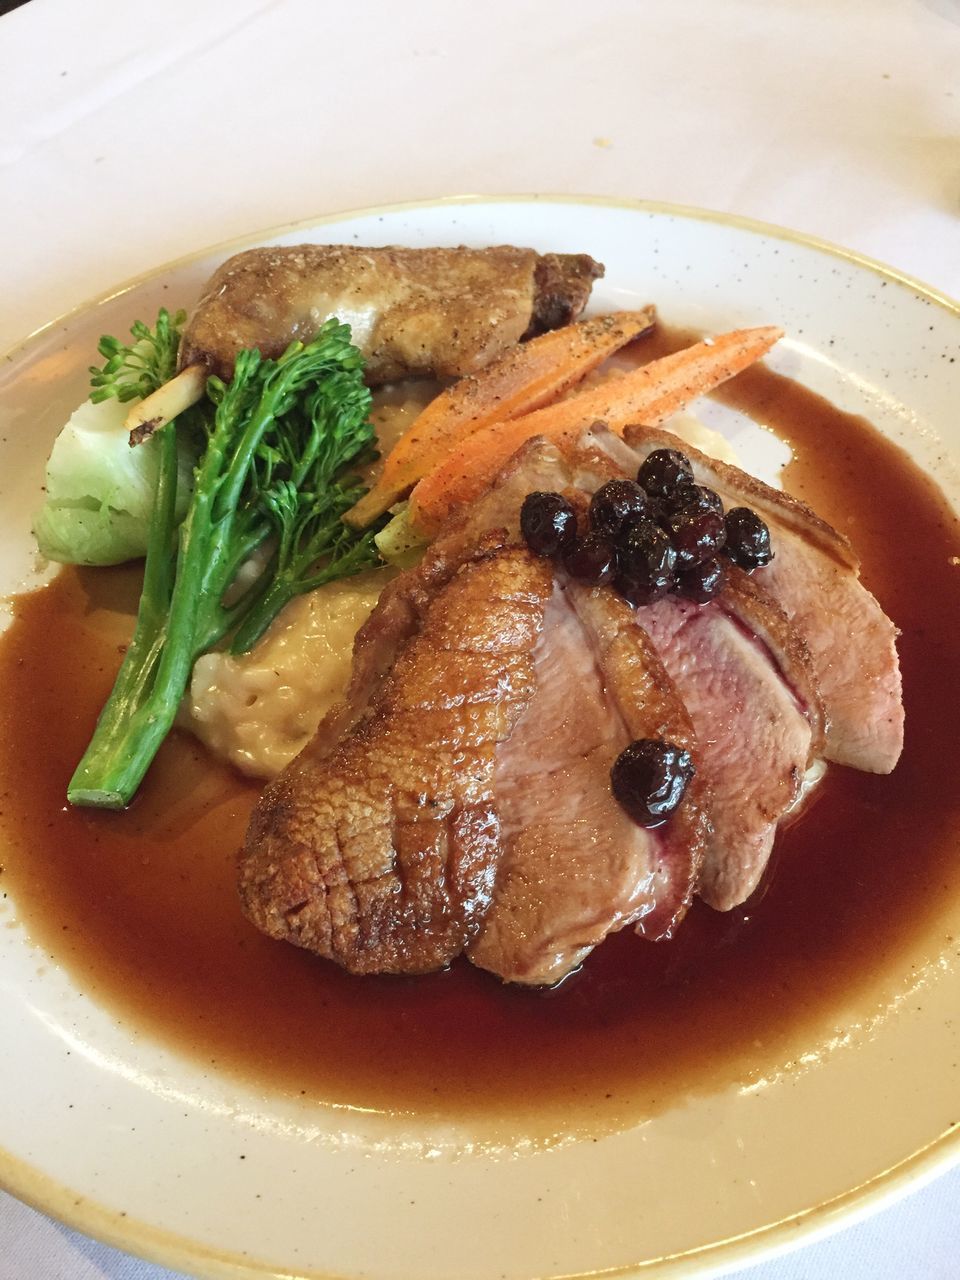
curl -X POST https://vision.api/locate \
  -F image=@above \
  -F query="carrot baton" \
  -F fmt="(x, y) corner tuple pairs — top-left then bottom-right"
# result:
(408, 325), (784, 536)
(344, 308), (656, 528)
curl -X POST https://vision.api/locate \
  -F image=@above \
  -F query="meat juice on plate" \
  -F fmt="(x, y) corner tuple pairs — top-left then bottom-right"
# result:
(1, 349), (958, 1131)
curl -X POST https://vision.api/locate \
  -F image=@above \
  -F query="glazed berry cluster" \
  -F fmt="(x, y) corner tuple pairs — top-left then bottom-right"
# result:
(519, 448), (773, 606)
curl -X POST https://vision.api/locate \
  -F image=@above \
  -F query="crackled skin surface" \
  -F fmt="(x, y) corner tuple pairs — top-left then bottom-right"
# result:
(240, 549), (554, 974)
(180, 244), (603, 384)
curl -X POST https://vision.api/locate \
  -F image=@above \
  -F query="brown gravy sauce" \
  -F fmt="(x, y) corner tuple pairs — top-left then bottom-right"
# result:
(2, 330), (959, 1131)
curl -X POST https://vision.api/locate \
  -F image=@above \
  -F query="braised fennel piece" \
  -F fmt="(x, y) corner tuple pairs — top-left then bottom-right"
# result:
(69, 317), (380, 809)
(33, 310), (199, 565)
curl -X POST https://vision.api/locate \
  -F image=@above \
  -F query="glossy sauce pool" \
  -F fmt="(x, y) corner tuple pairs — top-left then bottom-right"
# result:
(1, 345), (959, 1130)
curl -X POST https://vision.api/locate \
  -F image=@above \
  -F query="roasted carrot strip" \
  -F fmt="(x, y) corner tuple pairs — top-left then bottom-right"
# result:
(408, 325), (783, 536)
(344, 308), (656, 527)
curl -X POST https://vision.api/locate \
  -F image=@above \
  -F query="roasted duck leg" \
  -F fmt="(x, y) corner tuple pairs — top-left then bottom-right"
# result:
(127, 244), (602, 439)
(180, 245), (603, 384)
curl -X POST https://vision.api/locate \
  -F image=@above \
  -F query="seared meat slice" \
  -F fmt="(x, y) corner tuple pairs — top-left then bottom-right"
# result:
(469, 583), (707, 985)
(557, 428), (829, 908)
(717, 564), (825, 758)
(180, 245), (603, 384)
(621, 426), (904, 774)
(242, 542), (707, 981)
(241, 548), (554, 974)
(639, 573), (821, 910)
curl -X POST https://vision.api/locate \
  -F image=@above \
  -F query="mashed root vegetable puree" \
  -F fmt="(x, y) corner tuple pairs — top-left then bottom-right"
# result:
(187, 567), (394, 777)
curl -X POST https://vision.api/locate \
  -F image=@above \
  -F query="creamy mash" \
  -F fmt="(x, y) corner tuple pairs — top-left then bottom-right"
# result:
(187, 567), (394, 777)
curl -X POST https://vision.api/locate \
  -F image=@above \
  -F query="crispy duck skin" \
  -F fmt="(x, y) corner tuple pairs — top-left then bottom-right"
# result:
(239, 445), (578, 976)
(240, 547), (554, 975)
(306, 439), (581, 768)
(179, 245), (603, 384)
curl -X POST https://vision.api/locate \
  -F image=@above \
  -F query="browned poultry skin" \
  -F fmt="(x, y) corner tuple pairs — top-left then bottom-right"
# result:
(180, 245), (602, 384)
(240, 549), (554, 974)
(302, 440), (581, 766)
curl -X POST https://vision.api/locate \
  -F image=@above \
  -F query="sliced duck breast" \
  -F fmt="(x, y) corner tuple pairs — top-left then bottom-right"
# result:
(621, 425), (903, 774)
(638, 580), (818, 910)
(534, 427), (828, 909)
(469, 582), (707, 984)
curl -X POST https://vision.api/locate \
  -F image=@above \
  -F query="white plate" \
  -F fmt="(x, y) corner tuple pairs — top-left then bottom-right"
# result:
(1, 197), (959, 1280)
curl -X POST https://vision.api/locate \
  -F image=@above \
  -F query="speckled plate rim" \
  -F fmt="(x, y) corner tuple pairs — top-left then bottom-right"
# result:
(4, 1110), (960, 1280)
(1, 192), (959, 1280)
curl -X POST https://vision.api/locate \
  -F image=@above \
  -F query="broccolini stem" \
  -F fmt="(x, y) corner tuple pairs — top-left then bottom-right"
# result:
(68, 396), (242, 806)
(69, 452), (228, 806)
(67, 424), (181, 807)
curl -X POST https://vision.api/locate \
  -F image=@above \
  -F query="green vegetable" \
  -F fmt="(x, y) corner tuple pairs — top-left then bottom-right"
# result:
(374, 501), (428, 569)
(68, 319), (382, 809)
(33, 310), (196, 565)
(89, 307), (185, 404)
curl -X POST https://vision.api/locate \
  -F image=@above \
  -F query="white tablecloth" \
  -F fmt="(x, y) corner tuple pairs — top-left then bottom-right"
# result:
(1, 0), (958, 1275)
